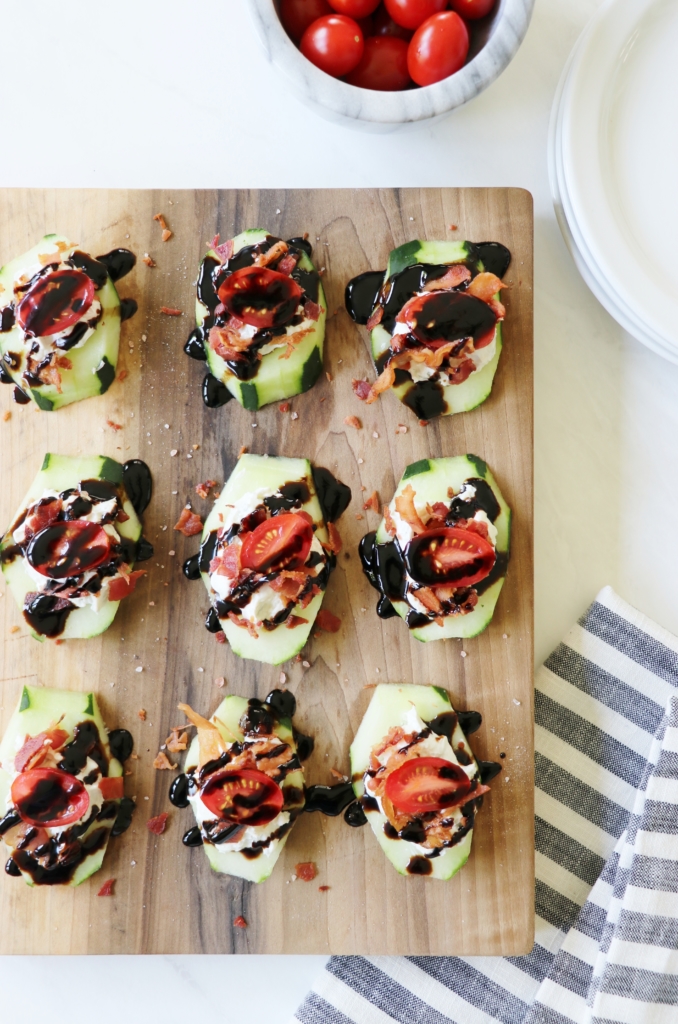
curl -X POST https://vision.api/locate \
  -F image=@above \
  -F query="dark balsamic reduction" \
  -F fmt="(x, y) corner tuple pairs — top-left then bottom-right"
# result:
(196, 256), (221, 312)
(473, 242), (512, 279)
(407, 291), (496, 347)
(169, 774), (191, 809)
(183, 554), (201, 580)
(478, 760), (502, 783)
(122, 459), (152, 516)
(457, 710), (482, 735)
(0, 809), (21, 835)
(264, 480), (311, 514)
(23, 594), (73, 637)
(380, 263), (450, 332)
(205, 607), (221, 633)
(265, 688), (296, 718)
(448, 478), (500, 523)
(0, 364), (13, 384)
(294, 731), (315, 762)
(13, 386), (30, 404)
(303, 782), (355, 816)
(5, 857), (21, 877)
(59, 721), (108, 776)
(403, 380), (448, 420)
(26, 521), (110, 579)
(312, 467), (352, 523)
(344, 270), (386, 324)
(69, 250), (108, 289)
(202, 373), (233, 407)
(344, 801), (368, 827)
(286, 237), (313, 258)
(135, 537), (154, 562)
(199, 530), (219, 573)
(119, 298), (138, 322)
(1, 305), (16, 332)
(406, 855), (433, 875)
(96, 248), (136, 282)
(111, 797), (135, 837)
(182, 826), (203, 847)
(184, 329), (207, 361)
(108, 729), (134, 763)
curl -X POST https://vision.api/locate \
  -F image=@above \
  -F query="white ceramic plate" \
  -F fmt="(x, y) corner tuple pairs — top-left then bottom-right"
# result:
(558, 0), (678, 356)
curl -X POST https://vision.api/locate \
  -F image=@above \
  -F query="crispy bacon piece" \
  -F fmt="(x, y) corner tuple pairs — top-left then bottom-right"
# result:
(215, 630), (226, 644)
(299, 584), (320, 609)
(414, 587), (443, 614)
(233, 916), (247, 928)
(147, 812), (169, 836)
(363, 491), (379, 512)
(394, 484), (426, 534)
(303, 299), (321, 321)
(195, 479), (217, 500)
(142, 255), (156, 268)
(422, 265), (472, 291)
(323, 522), (342, 554)
(462, 517), (490, 540)
(54, 355), (72, 371)
(108, 569), (145, 602)
(277, 252), (299, 276)
(269, 571), (307, 602)
(447, 358), (476, 385)
(97, 879), (115, 897)
(344, 415), (362, 429)
(178, 702), (229, 767)
(174, 508), (203, 537)
(107, 420), (122, 432)
(286, 614), (308, 629)
(210, 542), (241, 586)
(254, 240), (288, 267)
(366, 305), (383, 330)
(153, 751), (176, 770)
(99, 777), (124, 800)
(160, 306), (182, 316)
(466, 271), (504, 304)
(352, 379), (372, 402)
(166, 727), (190, 753)
(24, 498), (62, 539)
(14, 727), (68, 773)
(227, 611), (259, 639)
(277, 326), (313, 360)
(485, 298), (505, 320)
(208, 321), (252, 358)
(383, 505), (397, 537)
(37, 362), (64, 392)
(295, 862), (318, 881)
(315, 609), (341, 633)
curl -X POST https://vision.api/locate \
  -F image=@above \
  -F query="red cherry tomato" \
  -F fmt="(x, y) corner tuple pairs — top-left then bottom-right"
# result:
(405, 526), (495, 588)
(327, 0), (380, 15)
(449, 0), (496, 18)
(300, 14), (365, 78)
(407, 11), (469, 85)
(385, 757), (471, 814)
(397, 289), (497, 347)
(16, 268), (94, 338)
(384, 0), (447, 30)
(240, 513), (314, 574)
(217, 266), (302, 329)
(373, 5), (413, 39)
(26, 520), (112, 580)
(279, 0), (332, 42)
(201, 768), (284, 826)
(99, 777), (125, 800)
(346, 36), (411, 90)
(11, 767), (89, 828)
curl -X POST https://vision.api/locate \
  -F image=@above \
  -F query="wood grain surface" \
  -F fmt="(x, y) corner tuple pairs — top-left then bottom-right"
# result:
(0, 188), (533, 955)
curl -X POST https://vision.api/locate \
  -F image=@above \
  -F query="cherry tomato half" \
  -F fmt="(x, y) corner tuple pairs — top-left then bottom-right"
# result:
(16, 268), (94, 338)
(346, 36), (412, 90)
(373, 5), (413, 40)
(449, 0), (496, 19)
(384, 0), (447, 30)
(328, 0), (380, 15)
(201, 768), (284, 826)
(280, 0), (332, 41)
(405, 526), (495, 588)
(26, 520), (112, 580)
(240, 513), (313, 574)
(300, 14), (364, 78)
(407, 11), (469, 85)
(384, 757), (471, 814)
(11, 767), (89, 828)
(217, 266), (302, 329)
(397, 289), (497, 347)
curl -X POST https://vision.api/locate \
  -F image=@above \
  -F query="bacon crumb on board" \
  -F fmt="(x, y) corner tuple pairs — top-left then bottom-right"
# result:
(153, 751), (176, 770)
(107, 420), (122, 432)
(351, 378), (372, 402)
(325, 371), (333, 383)
(153, 213), (172, 241)
(344, 415), (362, 429)
(142, 254), (156, 267)
(315, 609), (341, 633)
(3, 411), (11, 422)
(295, 862), (318, 881)
(195, 479), (217, 499)
(319, 885), (330, 892)
(238, 446), (248, 457)
(97, 879), (115, 897)
(160, 306), (182, 316)
(330, 768), (344, 780)
(138, 708), (147, 721)
(117, 369), (129, 382)
(363, 491), (379, 512)
(166, 727), (190, 752)
(146, 812), (169, 836)
(214, 631), (226, 644)
(174, 508), (203, 536)
(233, 916), (247, 928)
(279, 401), (290, 413)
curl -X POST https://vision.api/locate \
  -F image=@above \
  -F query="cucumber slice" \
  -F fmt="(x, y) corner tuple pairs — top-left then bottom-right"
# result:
(370, 455), (510, 640)
(367, 239), (505, 418)
(350, 684), (478, 880)
(184, 695), (305, 883)
(0, 686), (125, 887)
(0, 235), (122, 410)
(201, 454), (333, 665)
(196, 229), (326, 410)
(0, 454), (143, 641)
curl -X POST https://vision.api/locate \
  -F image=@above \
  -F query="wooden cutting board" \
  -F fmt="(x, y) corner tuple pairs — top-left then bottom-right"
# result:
(0, 188), (533, 955)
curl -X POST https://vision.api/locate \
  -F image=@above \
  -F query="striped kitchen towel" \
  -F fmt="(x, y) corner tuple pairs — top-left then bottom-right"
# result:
(294, 586), (678, 1024)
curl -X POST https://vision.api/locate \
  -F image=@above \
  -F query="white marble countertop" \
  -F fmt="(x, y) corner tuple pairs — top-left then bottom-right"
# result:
(3, 0), (677, 1017)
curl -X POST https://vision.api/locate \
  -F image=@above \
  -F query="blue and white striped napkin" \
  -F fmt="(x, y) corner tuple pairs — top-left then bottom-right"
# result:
(294, 586), (678, 1024)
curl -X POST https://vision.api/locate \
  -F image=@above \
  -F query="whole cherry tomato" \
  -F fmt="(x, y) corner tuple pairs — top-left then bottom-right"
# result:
(407, 11), (469, 86)
(300, 14), (365, 77)
(327, 0), (380, 15)
(373, 5), (413, 40)
(384, 0), (447, 30)
(449, 0), (496, 18)
(346, 36), (411, 90)
(279, 0), (333, 42)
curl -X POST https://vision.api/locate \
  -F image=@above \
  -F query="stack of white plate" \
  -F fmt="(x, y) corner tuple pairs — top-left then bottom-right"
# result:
(549, 0), (678, 362)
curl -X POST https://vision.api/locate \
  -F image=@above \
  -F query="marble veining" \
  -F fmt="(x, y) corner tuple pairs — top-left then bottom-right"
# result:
(247, 0), (535, 131)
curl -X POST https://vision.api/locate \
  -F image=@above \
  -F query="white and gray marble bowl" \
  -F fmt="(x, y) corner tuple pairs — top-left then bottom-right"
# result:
(248, 0), (535, 132)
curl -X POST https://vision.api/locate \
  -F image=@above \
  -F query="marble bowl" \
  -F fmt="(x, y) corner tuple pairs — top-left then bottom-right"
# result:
(248, 0), (535, 131)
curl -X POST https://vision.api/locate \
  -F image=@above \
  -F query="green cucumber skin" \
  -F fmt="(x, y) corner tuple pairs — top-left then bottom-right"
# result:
(350, 684), (478, 880)
(370, 240), (503, 418)
(374, 455), (511, 641)
(197, 230), (326, 410)
(200, 454), (331, 664)
(0, 687), (123, 887)
(0, 454), (143, 641)
(183, 695), (304, 882)
(0, 235), (121, 410)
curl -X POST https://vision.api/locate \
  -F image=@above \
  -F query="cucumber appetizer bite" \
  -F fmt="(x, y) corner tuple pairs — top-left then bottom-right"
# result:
(346, 240), (511, 420)
(171, 689), (310, 883)
(185, 230), (326, 411)
(351, 685), (499, 879)
(0, 234), (136, 410)
(360, 455), (510, 640)
(184, 453), (350, 664)
(0, 686), (135, 886)
(0, 454), (153, 640)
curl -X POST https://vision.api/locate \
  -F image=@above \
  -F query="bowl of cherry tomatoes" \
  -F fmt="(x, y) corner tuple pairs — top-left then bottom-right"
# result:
(248, 0), (535, 128)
